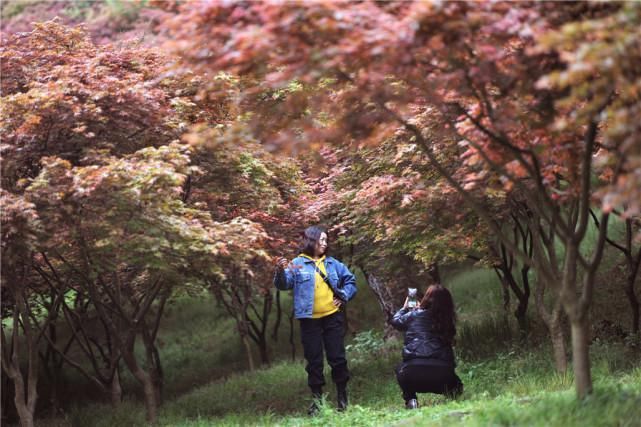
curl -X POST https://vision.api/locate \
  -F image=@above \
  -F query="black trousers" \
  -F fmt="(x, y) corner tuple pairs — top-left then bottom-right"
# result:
(395, 360), (463, 401)
(299, 311), (350, 390)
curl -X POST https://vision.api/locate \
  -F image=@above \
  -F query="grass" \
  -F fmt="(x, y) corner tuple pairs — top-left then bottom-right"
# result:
(19, 253), (641, 426)
(446, 267), (504, 323)
(62, 0), (145, 22)
(0, 0), (43, 19)
(155, 294), (247, 398)
(41, 340), (641, 426)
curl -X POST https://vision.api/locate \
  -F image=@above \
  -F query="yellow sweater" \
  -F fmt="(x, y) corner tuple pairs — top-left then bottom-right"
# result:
(300, 254), (339, 319)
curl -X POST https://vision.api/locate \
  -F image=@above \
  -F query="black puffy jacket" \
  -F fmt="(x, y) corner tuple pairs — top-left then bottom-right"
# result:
(390, 307), (455, 366)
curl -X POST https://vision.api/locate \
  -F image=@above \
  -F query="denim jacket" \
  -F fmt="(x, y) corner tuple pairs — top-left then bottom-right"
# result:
(273, 256), (357, 319)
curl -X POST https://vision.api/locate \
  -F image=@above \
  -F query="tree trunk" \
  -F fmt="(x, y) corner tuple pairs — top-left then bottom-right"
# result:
(516, 265), (531, 338)
(11, 373), (34, 427)
(141, 320), (164, 407)
(234, 300), (256, 370)
(257, 335), (269, 364)
(128, 364), (157, 423)
(570, 316), (592, 398)
(110, 367), (122, 408)
(624, 280), (640, 335)
(2, 372), (11, 424)
(2, 317), (38, 427)
(383, 323), (400, 341)
(151, 345), (163, 406)
(495, 261), (530, 339)
(549, 316), (568, 374)
(42, 322), (65, 417)
(494, 268), (512, 331)
(534, 278), (567, 373)
(141, 374), (158, 424)
(241, 333), (255, 371)
(592, 215), (641, 335)
(47, 365), (62, 417)
(15, 402), (35, 427)
(8, 293), (39, 427)
(252, 293), (273, 365)
(515, 299), (528, 338)
(622, 219), (641, 335)
(288, 310), (296, 361)
(272, 290), (282, 341)
(121, 339), (158, 424)
(428, 262), (441, 284)
(362, 270), (398, 339)
(624, 251), (640, 334)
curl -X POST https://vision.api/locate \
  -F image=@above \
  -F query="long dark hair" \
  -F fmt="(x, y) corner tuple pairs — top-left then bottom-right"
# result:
(420, 284), (456, 344)
(300, 225), (327, 257)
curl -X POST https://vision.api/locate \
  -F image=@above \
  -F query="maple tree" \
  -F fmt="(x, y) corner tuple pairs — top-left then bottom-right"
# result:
(166, 1), (640, 398)
(0, 21), (292, 424)
(1, 3), (639, 424)
(539, 4), (641, 335)
(0, 21), (180, 190)
(183, 123), (308, 368)
(0, 0), (170, 47)
(0, 22), (178, 425)
(0, 191), (44, 427)
(591, 213), (641, 334)
(25, 143), (268, 422)
(306, 124), (534, 340)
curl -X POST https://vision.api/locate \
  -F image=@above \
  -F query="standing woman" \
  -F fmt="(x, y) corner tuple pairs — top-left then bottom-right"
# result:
(274, 226), (357, 414)
(391, 284), (463, 409)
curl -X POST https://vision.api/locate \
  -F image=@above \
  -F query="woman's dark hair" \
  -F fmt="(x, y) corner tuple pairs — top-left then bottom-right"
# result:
(300, 225), (328, 257)
(420, 284), (456, 343)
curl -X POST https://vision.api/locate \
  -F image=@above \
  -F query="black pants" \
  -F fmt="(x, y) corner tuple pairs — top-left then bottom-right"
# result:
(299, 311), (349, 390)
(395, 360), (463, 401)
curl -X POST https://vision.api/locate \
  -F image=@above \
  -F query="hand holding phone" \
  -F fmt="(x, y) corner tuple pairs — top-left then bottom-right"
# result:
(407, 288), (418, 309)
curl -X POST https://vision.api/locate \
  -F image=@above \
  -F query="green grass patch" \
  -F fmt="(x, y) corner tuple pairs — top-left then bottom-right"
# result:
(38, 341), (641, 426)
(446, 267), (503, 323)
(28, 261), (641, 426)
(0, 0), (43, 19)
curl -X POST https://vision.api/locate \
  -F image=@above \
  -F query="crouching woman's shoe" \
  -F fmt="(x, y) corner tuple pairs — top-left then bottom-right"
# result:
(405, 398), (419, 409)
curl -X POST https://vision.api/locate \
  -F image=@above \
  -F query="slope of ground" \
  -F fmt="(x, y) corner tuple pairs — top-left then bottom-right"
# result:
(33, 263), (640, 426)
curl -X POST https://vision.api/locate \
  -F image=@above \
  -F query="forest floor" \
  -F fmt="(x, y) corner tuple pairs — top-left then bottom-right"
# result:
(33, 266), (641, 426)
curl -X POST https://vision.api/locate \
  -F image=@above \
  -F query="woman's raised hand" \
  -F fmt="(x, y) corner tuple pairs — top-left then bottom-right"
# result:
(275, 257), (289, 270)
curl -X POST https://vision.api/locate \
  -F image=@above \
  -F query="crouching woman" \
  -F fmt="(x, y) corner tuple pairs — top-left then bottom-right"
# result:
(391, 284), (463, 409)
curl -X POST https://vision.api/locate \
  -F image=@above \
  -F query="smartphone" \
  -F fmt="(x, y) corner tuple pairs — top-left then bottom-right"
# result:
(407, 288), (417, 308)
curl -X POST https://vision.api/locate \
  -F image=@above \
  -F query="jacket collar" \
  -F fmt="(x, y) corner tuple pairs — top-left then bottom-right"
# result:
(298, 254), (332, 264)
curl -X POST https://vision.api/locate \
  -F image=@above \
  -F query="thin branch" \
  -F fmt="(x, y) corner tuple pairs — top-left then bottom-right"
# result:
(60, 297), (100, 370)
(133, 276), (163, 325)
(579, 211), (610, 313)
(151, 290), (170, 343)
(249, 301), (262, 323)
(589, 208), (627, 253)
(574, 120), (600, 240)
(39, 324), (108, 391)
(378, 101), (538, 268)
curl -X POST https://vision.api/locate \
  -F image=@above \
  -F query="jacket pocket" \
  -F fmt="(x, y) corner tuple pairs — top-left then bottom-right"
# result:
(298, 272), (313, 284)
(328, 271), (340, 287)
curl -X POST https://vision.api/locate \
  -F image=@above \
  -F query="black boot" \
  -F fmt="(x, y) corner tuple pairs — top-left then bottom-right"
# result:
(336, 383), (348, 412)
(405, 398), (418, 409)
(308, 387), (323, 416)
